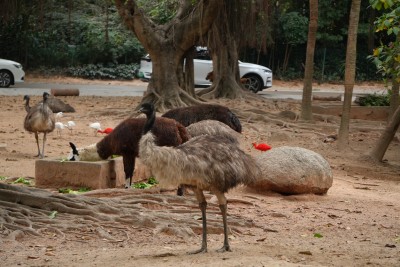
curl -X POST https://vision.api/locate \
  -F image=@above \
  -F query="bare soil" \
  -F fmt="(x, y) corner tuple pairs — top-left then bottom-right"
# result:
(0, 78), (399, 267)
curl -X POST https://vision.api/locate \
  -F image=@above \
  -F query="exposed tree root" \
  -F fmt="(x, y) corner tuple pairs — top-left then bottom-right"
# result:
(140, 87), (206, 112)
(0, 183), (259, 244)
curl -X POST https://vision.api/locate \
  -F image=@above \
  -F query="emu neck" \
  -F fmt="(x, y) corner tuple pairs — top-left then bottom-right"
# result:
(143, 110), (156, 134)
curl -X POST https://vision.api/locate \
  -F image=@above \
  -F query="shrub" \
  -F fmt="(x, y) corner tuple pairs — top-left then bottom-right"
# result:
(66, 63), (139, 80)
(356, 92), (390, 106)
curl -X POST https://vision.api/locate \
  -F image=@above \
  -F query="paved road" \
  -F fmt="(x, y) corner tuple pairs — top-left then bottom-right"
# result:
(1, 82), (146, 97)
(1, 81), (375, 100)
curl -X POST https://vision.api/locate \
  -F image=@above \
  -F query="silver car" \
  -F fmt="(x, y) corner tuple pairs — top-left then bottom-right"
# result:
(138, 48), (272, 93)
(0, 59), (25, 88)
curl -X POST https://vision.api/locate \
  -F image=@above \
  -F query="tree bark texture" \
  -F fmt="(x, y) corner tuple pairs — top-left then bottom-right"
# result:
(301, 0), (318, 121)
(369, 105), (400, 161)
(337, 0), (361, 150)
(114, 0), (221, 111)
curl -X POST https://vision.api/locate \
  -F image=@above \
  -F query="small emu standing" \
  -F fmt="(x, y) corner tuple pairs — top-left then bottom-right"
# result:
(23, 92), (55, 158)
(161, 104), (242, 133)
(96, 117), (190, 188)
(139, 103), (260, 253)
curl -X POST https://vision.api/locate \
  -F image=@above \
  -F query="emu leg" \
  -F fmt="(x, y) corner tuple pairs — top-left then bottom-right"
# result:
(189, 189), (208, 254)
(34, 132), (41, 157)
(215, 192), (232, 252)
(41, 133), (47, 158)
(123, 155), (135, 189)
(217, 204), (232, 252)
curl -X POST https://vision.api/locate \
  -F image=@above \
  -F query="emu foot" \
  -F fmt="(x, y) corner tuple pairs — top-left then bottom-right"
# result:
(216, 245), (232, 253)
(188, 246), (207, 254)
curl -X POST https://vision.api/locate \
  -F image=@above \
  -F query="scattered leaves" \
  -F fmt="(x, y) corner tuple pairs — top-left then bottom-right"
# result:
(132, 177), (158, 189)
(48, 211), (58, 219)
(314, 233), (323, 238)
(13, 177), (31, 185)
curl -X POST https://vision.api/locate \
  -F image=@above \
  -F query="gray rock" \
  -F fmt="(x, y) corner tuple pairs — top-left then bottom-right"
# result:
(251, 146), (333, 195)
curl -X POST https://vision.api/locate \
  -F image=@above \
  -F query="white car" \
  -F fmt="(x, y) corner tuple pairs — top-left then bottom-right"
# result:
(0, 59), (25, 88)
(138, 49), (272, 93)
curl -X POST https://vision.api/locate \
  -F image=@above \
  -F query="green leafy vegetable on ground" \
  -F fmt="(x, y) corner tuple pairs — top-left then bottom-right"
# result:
(13, 177), (31, 185)
(58, 187), (91, 194)
(132, 177), (159, 189)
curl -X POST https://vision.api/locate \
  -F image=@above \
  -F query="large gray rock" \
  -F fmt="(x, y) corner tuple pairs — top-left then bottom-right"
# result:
(251, 146), (333, 195)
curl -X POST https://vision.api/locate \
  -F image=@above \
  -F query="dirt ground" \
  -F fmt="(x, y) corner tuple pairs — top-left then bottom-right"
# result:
(0, 77), (399, 267)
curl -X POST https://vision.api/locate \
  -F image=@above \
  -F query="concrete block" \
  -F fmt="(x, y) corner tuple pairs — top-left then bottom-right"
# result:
(35, 157), (125, 189)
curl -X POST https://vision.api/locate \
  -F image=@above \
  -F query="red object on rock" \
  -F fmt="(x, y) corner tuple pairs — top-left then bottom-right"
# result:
(98, 127), (113, 134)
(252, 142), (271, 151)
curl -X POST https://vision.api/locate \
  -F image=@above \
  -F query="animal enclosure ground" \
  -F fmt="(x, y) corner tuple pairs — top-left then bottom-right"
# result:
(0, 78), (399, 266)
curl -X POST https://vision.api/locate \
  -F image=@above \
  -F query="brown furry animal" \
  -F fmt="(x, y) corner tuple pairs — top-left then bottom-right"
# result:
(96, 117), (189, 188)
(162, 104), (242, 133)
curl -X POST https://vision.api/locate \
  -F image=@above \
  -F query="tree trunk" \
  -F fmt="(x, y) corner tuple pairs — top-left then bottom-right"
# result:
(389, 78), (399, 119)
(369, 105), (400, 161)
(182, 47), (196, 97)
(142, 47), (201, 111)
(337, 0), (361, 150)
(301, 0), (318, 121)
(197, 1), (244, 99)
(115, 0), (221, 111)
(105, 0), (109, 43)
(198, 40), (243, 99)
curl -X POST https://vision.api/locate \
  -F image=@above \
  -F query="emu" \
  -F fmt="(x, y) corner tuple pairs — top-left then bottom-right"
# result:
(23, 95), (31, 112)
(96, 117), (190, 188)
(186, 119), (241, 145)
(23, 92), (55, 158)
(138, 103), (260, 253)
(161, 104), (242, 133)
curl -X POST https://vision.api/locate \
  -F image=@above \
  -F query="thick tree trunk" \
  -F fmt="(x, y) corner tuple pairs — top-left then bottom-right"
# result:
(197, 2), (244, 99)
(389, 78), (399, 119)
(337, 0), (361, 150)
(141, 48), (201, 111)
(115, 0), (221, 110)
(301, 0), (318, 121)
(198, 41), (243, 99)
(369, 105), (400, 161)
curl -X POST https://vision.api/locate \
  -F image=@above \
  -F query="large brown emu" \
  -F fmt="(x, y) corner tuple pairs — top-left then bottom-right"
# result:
(23, 92), (55, 158)
(138, 103), (260, 253)
(161, 104), (242, 133)
(95, 117), (190, 188)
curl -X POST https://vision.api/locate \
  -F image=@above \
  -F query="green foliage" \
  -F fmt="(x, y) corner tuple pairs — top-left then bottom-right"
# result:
(13, 177), (31, 185)
(357, 92), (391, 106)
(369, 0), (400, 82)
(66, 63), (139, 80)
(0, 176), (7, 180)
(132, 177), (159, 189)
(279, 12), (309, 45)
(0, 1), (145, 70)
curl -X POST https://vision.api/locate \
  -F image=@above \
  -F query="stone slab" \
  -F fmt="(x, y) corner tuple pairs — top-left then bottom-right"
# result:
(35, 157), (125, 189)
